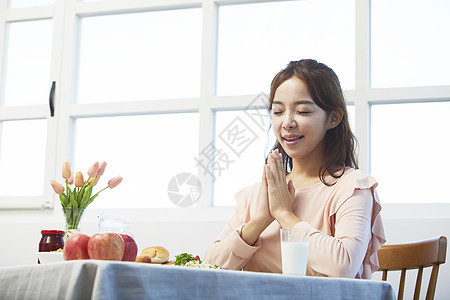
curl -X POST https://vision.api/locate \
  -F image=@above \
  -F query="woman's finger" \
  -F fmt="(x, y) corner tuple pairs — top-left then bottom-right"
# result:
(266, 163), (275, 188)
(275, 151), (284, 179)
(261, 164), (268, 192)
(267, 153), (275, 178)
(262, 164), (266, 182)
(269, 151), (281, 183)
(270, 149), (284, 184)
(288, 179), (295, 197)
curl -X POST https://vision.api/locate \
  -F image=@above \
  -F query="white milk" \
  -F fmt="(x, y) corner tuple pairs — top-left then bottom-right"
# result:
(281, 241), (308, 275)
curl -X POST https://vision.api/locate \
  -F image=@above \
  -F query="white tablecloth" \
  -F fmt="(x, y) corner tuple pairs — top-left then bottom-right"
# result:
(0, 260), (395, 300)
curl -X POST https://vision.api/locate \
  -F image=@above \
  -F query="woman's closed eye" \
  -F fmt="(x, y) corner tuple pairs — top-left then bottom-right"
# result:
(272, 110), (311, 115)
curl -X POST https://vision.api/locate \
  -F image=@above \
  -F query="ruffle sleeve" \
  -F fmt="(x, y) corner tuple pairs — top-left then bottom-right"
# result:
(328, 169), (386, 278)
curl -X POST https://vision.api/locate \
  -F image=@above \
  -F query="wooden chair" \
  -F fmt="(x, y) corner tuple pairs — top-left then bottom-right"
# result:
(377, 236), (447, 300)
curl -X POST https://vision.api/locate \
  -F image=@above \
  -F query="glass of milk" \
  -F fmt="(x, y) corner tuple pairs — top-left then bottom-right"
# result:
(280, 228), (308, 276)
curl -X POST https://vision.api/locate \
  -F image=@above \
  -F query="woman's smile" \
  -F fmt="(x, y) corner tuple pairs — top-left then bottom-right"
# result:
(282, 134), (303, 147)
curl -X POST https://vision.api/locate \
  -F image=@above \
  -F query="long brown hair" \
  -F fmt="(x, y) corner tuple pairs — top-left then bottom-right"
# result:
(266, 59), (358, 185)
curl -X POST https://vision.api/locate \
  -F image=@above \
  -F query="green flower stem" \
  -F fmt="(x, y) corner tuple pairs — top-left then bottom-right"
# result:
(64, 207), (85, 230)
(92, 186), (109, 198)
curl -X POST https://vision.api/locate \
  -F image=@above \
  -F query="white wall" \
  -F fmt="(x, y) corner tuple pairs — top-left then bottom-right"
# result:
(1, 204), (449, 299)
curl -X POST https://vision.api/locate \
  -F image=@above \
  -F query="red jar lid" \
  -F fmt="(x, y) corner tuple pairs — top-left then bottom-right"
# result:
(41, 230), (65, 235)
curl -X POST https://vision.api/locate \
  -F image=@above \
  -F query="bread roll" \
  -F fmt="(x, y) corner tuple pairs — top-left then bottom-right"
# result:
(140, 246), (169, 264)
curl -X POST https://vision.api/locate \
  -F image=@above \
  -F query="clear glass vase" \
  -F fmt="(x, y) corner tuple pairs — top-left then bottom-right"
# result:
(62, 207), (85, 237)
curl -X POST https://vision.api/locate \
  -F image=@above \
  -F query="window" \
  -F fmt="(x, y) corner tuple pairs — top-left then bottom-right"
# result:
(371, 101), (450, 203)
(371, 0), (450, 88)
(347, 104), (355, 133)
(77, 9), (202, 103)
(0, 119), (47, 196)
(1, 0), (450, 210)
(0, 3), (62, 208)
(73, 113), (199, 208)
(3, 20), (53, 106)
(217, 0), (355, 96)
(368, 0), (450, 205)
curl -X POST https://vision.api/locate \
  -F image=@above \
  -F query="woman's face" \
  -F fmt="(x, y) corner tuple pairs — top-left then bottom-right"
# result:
(271, 76), (333, 163)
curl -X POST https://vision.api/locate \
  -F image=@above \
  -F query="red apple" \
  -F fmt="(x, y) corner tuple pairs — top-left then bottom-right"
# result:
(88, 233), (124, 260)
(63, 233), (90, 260)
(120, 234), (138, 262)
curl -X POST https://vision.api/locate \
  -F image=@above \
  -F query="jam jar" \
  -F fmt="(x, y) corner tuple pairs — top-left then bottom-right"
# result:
(39, 230), (65, 252)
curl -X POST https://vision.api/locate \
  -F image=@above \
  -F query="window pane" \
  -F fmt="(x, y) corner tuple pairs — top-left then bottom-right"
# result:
(371, 0), (450, 88)
(371, 102), (450, 203)
(213, 108), (275, 206)
(3, 20), (53, 106)
(0, 119), (47, 196)
(74, 113), (199, 208)
(346, 104), (355, 133)
(217, 0), (355, 96)
(8, 0), (54, 8)
(77, 9), (202, 103)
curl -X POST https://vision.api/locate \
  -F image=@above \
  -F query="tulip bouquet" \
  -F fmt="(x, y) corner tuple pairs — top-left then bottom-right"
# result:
(50, 161), (123, 231)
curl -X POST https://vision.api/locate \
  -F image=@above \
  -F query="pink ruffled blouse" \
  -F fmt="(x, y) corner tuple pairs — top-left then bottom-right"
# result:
(204, 168), (386, 279)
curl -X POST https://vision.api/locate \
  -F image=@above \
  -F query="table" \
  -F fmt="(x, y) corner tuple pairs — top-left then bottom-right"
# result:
(0, 260), (395, 300)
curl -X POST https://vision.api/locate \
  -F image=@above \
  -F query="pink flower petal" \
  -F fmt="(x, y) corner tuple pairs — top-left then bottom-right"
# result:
(75, 171), (84, 187)
(68, 172), (74, 185)
(87, 162), (99, 177)
(97, 161), (107, 177)
(62, 162), (71, 180)
(108, 176), (123, 189)
(50, 180), (65, 195)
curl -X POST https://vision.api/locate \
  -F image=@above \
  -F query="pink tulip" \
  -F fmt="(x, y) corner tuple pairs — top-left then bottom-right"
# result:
(68, 172), (74, 185)
(50, 180), (65, 195)
(87, 162), (99, 177)
(97, 161), (107, 177)
(75, 172), (84, 187)
(108, 176), (123, 189)
(62, 162), (71, 180)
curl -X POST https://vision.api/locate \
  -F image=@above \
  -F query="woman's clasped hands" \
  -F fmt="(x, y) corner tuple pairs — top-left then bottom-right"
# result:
(259, 149), (299, 229)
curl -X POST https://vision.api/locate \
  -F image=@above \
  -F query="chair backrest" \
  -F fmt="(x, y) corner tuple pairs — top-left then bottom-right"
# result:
(377, 236), (447, 300)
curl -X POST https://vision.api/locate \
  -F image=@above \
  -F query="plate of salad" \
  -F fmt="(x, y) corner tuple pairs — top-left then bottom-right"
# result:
(174, 253), (220, 269)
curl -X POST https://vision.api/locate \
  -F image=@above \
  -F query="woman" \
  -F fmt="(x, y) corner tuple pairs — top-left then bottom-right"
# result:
(204, 59), (385, 279)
